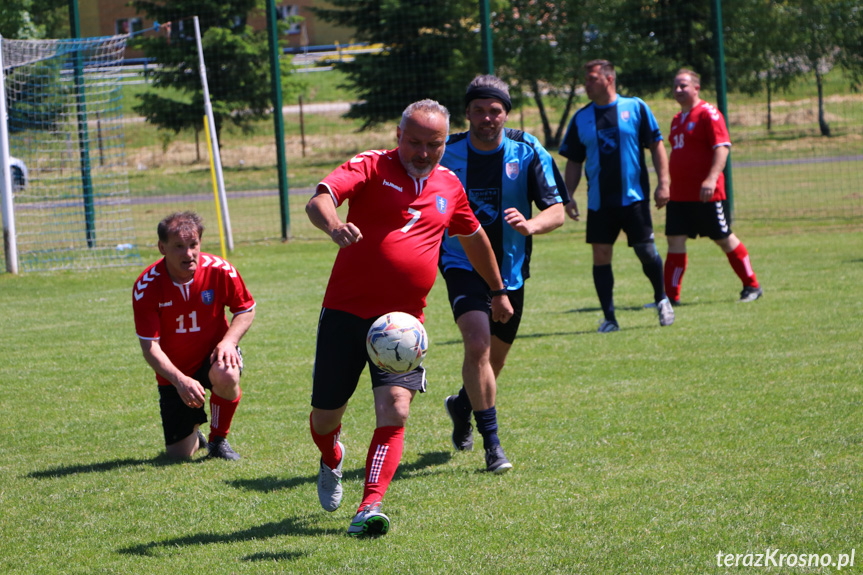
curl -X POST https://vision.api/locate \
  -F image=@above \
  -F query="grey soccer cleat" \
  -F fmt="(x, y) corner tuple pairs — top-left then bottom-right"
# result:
(207, 437), (241, 460)
(347, 500), (390, 537)
(657, 297), (675, 327)
(597, 320), (620, 333)
(317, 441), (344, 512)
(484, 444), (513, 474)
(738, 286), (763, 303)
(444, 395), (474, 451)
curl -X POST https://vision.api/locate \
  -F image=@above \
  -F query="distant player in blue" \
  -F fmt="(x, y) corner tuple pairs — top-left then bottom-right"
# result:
(439, 75), (568, 472)
(559, 60), (674, 332)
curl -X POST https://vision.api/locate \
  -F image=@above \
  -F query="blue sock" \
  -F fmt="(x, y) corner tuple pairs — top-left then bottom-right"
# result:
(473, 406), (500, 451)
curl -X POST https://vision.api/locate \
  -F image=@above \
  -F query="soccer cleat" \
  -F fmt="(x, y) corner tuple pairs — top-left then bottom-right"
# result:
(444, 395), (474, 451)
(207, 437), (241, 460)
(347, 500), (390, 537)
(738, 286), (763, 303)
(597, 320), (620, 333)
(484, 444), (513, 474)
(196, 429), (207, 452)
(317, 441), (344, 512)
(657, 297), (675, 327)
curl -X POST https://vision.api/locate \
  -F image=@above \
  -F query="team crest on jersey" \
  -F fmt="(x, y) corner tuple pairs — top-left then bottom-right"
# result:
(620, 110), (630, 122)
(436, 195), (447, 214)
(686, 121), (696, 132)
(468, 188), (500, 225)
(505, 161), (519, 180)
(201, 289), (215, 305)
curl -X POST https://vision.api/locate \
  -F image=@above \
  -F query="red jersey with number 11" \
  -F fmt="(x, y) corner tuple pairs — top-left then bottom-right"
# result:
(133, 253), (255, 386)
(319, 148), (479, 321)
(669, 100), (731, 202)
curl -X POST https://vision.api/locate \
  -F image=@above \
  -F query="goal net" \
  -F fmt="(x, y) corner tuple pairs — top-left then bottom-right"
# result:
(1, 34), (141, 273)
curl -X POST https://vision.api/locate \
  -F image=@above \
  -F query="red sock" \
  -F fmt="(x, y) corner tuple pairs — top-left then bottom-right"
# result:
(309, 412), (342, 469)
(358, 426), (405, 512)
(665, 252), (687, 302)
(209, 389), (241, 442)
(726, 243), (759, 288)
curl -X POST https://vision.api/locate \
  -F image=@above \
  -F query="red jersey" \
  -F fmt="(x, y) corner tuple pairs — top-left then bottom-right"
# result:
(319, 148), (480, 321)
(669, 100), (732, 202)
(133, 253), (255, 386)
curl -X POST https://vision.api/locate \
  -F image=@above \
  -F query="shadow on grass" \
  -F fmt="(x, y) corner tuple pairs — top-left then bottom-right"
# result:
(227, 450), (452, 493)
(26, 453), (193, 479)
(243, 551), (307, 563)
(118, 516), (330, 557)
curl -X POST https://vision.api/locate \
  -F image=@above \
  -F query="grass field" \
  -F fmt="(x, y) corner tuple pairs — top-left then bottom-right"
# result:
(2, 222), (862, 574)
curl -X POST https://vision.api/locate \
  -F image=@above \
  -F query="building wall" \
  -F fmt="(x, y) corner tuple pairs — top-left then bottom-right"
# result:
(76, 0), (355, 47)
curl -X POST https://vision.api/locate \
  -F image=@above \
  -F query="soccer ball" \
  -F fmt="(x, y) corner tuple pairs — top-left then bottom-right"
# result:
(366, 312), (428, 374)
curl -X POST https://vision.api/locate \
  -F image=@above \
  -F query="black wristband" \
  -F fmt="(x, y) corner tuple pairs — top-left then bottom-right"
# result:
(490, 288), (508, 297)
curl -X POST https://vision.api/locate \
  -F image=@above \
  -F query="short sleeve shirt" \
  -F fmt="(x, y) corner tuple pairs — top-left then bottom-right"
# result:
(560, 95), (663, 211)
(439, 128), (566, 290)
(133, 254), (256, 386)
(669, 100), (731, 202)
(319, 149), (480, 321)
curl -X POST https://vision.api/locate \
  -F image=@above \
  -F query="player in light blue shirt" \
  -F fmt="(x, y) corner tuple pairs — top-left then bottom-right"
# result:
(559, 59), (675, 332)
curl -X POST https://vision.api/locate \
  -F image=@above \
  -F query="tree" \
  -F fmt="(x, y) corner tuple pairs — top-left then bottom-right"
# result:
(1, 0), (68, 39)
(314, 0), (480, 129)
(131, 0), (301, 142)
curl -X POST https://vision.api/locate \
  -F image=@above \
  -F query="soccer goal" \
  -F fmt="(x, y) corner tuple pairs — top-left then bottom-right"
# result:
(0, 33), (141, 273)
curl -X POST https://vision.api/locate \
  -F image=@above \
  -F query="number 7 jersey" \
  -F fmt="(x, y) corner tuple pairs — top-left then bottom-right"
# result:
(133, 254), (256, 386)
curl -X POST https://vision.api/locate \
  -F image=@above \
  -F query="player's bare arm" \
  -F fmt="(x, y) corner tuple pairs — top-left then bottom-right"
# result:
(210, 307), (256, 369)
(457, 229), (514, 324)
(564, 161), (582, 221)
(701, 145), (730, 202)
(650, 140), (671, 209)
(504, 202), (565, 237)
(306, 186), (363, 247)
(139, 339), (206, 408)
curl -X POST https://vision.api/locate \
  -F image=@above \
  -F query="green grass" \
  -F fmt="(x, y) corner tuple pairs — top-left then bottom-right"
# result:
(2, 223), (862, 573)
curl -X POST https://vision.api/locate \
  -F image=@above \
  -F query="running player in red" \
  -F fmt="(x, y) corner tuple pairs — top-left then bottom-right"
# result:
(306, 99), (513, 537)
(665, 69), (762, 304)
(133, 211), (256, 460)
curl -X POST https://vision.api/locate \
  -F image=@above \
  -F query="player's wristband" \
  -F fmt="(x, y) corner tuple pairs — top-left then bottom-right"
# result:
(490, 288), (508, 297)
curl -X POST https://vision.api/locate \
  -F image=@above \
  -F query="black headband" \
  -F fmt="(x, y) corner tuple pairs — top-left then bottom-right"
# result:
(464, 86), (512, 113)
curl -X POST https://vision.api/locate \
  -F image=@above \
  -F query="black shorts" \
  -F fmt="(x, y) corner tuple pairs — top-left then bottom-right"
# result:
(665, 200), (732, 240)
(586, 200), (655, 246)
(311, 308), (427, 411)
(158, 347), (243, 446)
(442, 267), (524, 345)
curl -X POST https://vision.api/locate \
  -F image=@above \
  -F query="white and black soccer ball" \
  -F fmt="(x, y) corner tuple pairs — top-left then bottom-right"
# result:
(366, 312), (428, 374)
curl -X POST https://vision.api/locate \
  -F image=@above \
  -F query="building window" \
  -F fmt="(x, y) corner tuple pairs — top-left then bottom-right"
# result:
(115, 18), (143, 35)
(276, 5), (301, 35)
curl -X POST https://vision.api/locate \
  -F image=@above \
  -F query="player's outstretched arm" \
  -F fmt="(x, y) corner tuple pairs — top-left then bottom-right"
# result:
(139, 339), (206, 408)
(457, 229), (514, 323)
(211, 307), (256, 370)
(306, 186), (362, 247)
(504, 202), (565, 237)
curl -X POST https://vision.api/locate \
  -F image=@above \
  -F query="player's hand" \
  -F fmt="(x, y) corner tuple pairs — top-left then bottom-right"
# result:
(700, 178), (718, 202)
(211, 340), (241, 370)
(565, 199), (580, 221)
(654, 185), (670, 209)
(331, 222), (362, 248)
(504, 207), (532, 236)
(491, 293), (514, 324)
(176, 375), (206, 409)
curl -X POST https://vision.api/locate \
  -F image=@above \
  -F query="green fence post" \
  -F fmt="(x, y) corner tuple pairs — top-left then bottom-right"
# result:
(266, 0), (290, 240)
(69, 0), (96, 247)
(480, 0), (493, 74)
(711, 0), (734, 219)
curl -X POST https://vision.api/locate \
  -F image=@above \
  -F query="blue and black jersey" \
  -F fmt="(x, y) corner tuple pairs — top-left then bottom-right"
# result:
(439, 128), (566, 290)
(559, 95), (663, 211)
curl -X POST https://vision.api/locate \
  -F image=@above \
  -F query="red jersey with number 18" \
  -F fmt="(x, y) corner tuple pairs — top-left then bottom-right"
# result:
(319, 149), (480, 321)
(669, 100), (732, 202)
(133, 253), (256, 386)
